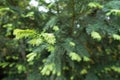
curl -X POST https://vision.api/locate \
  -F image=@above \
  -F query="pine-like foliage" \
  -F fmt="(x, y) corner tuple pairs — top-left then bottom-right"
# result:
(0, 0), (120, 80)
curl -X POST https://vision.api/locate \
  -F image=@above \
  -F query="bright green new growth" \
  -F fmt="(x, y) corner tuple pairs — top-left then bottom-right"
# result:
(88, 2), (103, 9)
(113, 34), (120, 41)
(13, 29), (36, 39)
(69, 52), (81, 62)
(91, 31), (102, 41)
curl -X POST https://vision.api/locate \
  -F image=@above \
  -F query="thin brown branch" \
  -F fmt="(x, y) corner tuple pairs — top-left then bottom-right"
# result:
(19, 40), (26, 61)
(69, 0), (75, 36)
(56, 0), (60, 14)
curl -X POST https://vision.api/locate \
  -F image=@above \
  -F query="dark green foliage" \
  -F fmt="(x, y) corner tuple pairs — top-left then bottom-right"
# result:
(0, 0), (120, 80)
